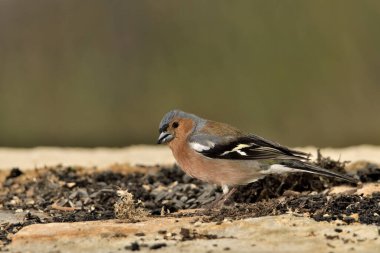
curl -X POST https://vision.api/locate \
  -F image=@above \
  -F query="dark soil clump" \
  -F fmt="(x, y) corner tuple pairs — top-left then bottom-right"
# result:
(200, 193), (380, 225)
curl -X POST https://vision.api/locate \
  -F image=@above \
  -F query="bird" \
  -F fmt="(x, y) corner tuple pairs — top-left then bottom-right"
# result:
(157, 110), (357, 207)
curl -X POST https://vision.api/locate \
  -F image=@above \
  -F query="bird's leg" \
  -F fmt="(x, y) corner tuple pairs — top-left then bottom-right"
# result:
(206, 185), (237, 209)
(220, 186), (237, 205)
(276, 174), (292, 195)
(275, 179), (286, 195)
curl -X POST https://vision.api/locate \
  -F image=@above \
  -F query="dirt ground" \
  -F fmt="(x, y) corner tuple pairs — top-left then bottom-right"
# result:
(0, 146), (379, 252)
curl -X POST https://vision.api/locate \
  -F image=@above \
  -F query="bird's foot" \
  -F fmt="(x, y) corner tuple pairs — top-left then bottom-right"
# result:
(204, 187), (237, 210)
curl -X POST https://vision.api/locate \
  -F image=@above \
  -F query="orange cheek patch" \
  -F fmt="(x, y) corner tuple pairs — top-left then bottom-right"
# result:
(171, 118), (194, 141)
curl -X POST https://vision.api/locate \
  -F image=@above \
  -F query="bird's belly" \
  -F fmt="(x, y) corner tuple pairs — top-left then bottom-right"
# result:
(178, 156), (262, 186)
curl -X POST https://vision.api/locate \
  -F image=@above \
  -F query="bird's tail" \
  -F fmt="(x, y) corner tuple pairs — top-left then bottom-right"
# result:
(279, 160), (357, 184)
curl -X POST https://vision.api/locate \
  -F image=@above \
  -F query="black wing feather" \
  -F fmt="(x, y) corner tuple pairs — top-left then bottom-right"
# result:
(199, 134), (309, 160)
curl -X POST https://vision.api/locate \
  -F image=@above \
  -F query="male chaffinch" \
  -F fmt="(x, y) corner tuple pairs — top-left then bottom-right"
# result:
(157, 110), (356, 206)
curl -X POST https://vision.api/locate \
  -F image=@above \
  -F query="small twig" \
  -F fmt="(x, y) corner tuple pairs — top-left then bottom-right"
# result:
(51, 202), (78, 212)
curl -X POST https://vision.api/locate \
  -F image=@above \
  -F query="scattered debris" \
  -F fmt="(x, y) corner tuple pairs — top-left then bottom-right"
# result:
(5, 168), (23, 180)
(114, 190), (148, 222)
(0, 212), (45, 249)
(356, 163), (380, 182)
(180, 228), (218, 241)
(125, 241), (140, 251)
(325, 234), (340, 240)
(149, 243), (167, 250)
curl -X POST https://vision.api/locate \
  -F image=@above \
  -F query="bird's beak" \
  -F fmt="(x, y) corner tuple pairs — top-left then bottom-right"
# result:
(157, 132), (174, 144)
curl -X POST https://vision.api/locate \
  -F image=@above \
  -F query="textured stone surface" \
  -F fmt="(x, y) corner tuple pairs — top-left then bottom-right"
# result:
(0, 145), (175, 170)
(9, 214), (380, 253)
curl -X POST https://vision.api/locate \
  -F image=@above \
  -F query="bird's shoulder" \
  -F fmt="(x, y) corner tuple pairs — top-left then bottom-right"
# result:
(198, 120), (244, 136)
(188, 120), (242, 152)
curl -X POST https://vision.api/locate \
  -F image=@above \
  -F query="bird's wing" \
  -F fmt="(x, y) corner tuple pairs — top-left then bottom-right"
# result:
(189, 133), (309, 160)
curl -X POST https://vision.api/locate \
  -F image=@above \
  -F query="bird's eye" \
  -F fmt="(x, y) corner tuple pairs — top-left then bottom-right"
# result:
(172, 122), (179, 128)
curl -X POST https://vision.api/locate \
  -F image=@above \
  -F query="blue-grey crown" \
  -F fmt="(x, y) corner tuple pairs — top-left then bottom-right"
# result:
(158, 110), (205, 133)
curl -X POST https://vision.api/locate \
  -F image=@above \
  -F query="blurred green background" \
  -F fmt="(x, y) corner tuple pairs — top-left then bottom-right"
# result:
(0, 0), (379, 147)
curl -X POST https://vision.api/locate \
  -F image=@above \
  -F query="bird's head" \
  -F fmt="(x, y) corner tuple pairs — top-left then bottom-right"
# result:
(157, 110), (205, 144)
